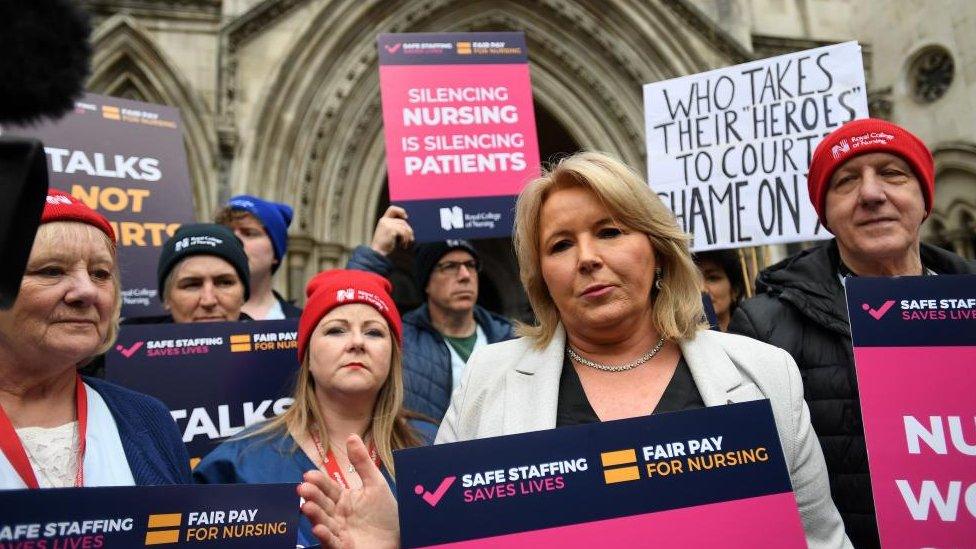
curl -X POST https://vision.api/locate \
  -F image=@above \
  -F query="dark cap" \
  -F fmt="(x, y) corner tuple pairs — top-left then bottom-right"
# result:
(158, 223), (251, 300)
(414, 239), (479, 292)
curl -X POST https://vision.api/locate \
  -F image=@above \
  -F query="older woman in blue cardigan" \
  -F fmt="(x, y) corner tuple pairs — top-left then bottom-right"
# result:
(0, 190), (189, 489)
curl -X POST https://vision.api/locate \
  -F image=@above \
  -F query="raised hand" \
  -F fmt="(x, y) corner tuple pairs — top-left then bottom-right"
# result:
(298, 434), (400, 549)
(370, 206), (414, 256)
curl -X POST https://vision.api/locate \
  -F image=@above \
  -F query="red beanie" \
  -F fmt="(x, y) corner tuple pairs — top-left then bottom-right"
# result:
(807, 118), (934, 227)
(40, 189), (116, 243)
(297, 269), (402, 361)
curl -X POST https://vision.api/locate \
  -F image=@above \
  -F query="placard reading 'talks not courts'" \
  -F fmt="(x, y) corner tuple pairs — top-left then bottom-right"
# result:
(395, 400), (805, 547)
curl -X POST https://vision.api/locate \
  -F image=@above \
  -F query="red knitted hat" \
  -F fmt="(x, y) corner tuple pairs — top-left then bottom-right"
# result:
(40, 189), (116, 242)
(807, 118), (934, 227)
(297, 269), (402, 361)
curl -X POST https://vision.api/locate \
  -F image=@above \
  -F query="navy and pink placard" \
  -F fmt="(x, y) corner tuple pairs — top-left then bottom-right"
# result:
(378, 32), (540, 241)
(0, 483), (298, 547)
(106, 320), (299, 466)
(3, 93), (196, 318)
(846, 275), (976, 548)
(394, 400), (805, 547)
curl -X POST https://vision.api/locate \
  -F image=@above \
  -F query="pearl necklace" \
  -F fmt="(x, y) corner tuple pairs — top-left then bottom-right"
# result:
(567, 337), (666, 372)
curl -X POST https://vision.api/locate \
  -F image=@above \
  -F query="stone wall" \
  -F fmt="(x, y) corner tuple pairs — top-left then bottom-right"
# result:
(79, 0), (976, 307)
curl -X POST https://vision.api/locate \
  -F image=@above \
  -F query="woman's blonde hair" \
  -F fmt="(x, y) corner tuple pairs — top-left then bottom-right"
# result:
(32, 222), (122, 360)
(513, 151), (705, 347)
(249, 330), (420, 476)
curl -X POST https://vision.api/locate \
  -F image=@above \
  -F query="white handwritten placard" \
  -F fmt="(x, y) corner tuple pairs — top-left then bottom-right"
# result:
(644, 41), (868, 250)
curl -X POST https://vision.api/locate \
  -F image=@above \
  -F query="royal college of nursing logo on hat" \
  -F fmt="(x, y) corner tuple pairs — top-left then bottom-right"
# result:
(174, 235), (223, 252)
(831, 131), (897, 160)
(46, 194), (73, 206)
(229, 198), (256, 209)
(830, 139), (851, 159)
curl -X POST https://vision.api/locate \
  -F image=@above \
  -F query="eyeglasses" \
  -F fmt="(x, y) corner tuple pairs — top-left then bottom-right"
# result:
(433, 260), (480, 276)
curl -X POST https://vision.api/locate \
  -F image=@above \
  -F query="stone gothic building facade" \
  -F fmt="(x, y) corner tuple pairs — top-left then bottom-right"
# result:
(79, 0), (976, 313)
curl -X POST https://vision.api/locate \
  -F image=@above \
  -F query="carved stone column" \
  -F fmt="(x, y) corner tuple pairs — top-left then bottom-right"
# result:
(283, 233), (313, 305)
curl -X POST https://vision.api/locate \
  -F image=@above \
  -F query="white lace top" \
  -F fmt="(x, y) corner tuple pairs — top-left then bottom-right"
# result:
(0, 384), (135, 489)
(15, 421), (80, 488)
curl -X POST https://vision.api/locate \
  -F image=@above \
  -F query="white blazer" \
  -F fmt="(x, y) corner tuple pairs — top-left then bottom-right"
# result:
(436, 325), (852, 549)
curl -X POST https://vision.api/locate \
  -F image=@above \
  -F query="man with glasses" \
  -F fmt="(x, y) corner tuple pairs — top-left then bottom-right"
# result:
(347, 206), (514, 421)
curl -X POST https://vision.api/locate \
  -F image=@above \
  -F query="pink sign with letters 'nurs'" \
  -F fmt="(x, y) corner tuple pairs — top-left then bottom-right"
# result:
(846, 275), (976, 548)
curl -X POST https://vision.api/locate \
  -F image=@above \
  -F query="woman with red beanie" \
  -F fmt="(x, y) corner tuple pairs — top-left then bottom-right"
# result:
(0, 190), (190, 490)
(194, 269), (436, 547)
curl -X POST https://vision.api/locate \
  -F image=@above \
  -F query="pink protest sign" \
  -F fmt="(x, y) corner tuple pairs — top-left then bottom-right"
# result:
(395, 400), (806, 548)
(846, 275), (976, 547)
(378, 32), (540, 241)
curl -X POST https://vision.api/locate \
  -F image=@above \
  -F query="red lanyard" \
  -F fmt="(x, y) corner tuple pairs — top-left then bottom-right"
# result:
(0, 374), (88, 489)
(311, 430), (380, 489)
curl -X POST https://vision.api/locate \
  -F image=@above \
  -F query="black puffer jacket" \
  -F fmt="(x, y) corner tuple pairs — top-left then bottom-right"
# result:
(729, 239), (975, 548)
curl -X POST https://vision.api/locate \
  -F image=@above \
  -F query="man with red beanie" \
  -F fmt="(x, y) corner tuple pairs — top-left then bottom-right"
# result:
(730, 119), (975, 548)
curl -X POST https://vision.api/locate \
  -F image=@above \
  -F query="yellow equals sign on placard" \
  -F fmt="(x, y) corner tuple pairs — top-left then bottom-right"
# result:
(145, 513), (181, 545)
(456, 41), (471, 54)
(230, 334), (252, 352)
(600, 448), (640, 484)
(102, 105), (120, 120)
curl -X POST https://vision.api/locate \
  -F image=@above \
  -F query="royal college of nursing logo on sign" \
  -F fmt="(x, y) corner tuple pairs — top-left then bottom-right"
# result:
(440, 206), (464, 231)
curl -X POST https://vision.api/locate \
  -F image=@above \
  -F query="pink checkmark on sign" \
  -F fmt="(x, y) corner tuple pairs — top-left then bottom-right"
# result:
(115, 341), (144, 358)
(414, 476), (456, 507)
(862, 300), (896, 320)
(385, 43), (402, 53)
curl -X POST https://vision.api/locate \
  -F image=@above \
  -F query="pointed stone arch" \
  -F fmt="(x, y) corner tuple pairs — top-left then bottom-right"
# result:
(228, 0), (744, 291)
(88, 15), (218, 218)
(924, 141), (976, 258)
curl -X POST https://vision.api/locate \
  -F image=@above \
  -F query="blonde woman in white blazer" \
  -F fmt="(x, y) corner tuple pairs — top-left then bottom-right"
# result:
(298, 152), (851, 549)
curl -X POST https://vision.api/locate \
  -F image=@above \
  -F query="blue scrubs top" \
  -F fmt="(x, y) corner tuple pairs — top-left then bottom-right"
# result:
(193, 420), (437, 548)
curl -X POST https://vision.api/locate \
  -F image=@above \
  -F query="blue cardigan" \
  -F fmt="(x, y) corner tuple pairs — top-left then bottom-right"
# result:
(193, 419), (437, 547)
(84, 376), (192, 485)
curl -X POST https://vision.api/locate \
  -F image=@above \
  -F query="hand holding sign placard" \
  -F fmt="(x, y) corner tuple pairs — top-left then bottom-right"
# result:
(393, 401), (804, 547)
(846, 275), (976, 548)
(300, 402), (807, 548)
(644, 42), (868, 250)
(378, 32), (540, 241)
